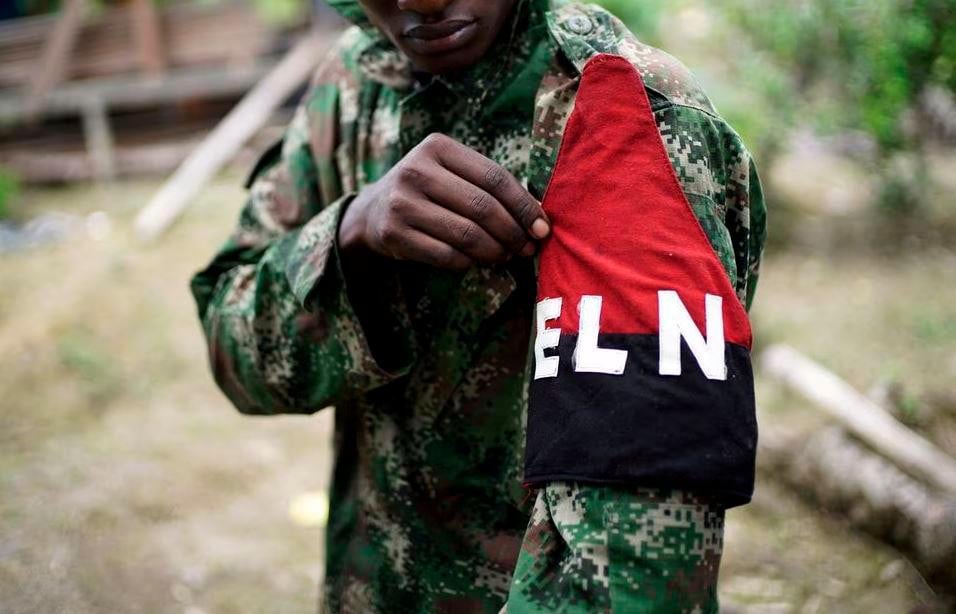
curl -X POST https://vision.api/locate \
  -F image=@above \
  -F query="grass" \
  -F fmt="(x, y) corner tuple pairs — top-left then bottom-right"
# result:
(1, 175), (953, 612)
(0, 177), (331, 613)
(753, 250), (956, 397)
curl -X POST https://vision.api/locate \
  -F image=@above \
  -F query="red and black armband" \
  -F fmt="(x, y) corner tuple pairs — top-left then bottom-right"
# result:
(524, 54), (757, 508)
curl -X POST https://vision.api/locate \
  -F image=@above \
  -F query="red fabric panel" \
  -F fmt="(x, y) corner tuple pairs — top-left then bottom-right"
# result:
(536, 54), (752, 348)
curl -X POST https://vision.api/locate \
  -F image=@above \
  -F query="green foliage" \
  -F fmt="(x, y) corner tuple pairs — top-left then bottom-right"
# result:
(248, 0), (306, 27)
(14, 0), (59, 16)
(592, 0), (669, 45)
(721, 0), (955, 152)
(911, 310), (956, 345)
(14, 0), (306, 27)
(0, 169), (19, 220)
(599, 0), (954, 216)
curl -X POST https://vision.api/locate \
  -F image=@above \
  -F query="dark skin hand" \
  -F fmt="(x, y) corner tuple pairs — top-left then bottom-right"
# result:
(339, 133), (550, 271)
(339, 0), (550, 271)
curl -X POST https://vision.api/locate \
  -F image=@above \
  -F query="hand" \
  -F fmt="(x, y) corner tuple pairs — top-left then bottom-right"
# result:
(338, 133), (550, 271)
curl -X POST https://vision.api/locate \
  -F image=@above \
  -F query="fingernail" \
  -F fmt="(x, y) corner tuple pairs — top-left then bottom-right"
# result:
(531, 218), (550, 239)
(521, 243), (536, 257)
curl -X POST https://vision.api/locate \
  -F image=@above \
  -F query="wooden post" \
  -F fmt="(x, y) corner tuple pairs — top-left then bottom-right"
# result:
(761, 344), (956, 498)
(81, 97), (116, 182)
(130, 0), (166, 79)
(135, 33), (326, 241)
(25, 0), (88, 119)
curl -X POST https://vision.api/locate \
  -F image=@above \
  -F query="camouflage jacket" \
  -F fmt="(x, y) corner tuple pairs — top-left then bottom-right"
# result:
(190, 1), (767, 611)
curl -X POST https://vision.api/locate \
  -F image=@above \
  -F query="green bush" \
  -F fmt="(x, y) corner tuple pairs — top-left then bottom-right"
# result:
(722, 0), (955, 152)
(15, 0), (307, 27)
(720, 0), (955, 214)
(599, 0), (954, 216)
(592, 0), (669, 44)
(0, 169), (18, 221)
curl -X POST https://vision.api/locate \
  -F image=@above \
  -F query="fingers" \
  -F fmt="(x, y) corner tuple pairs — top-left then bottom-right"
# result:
(403, 197), (511, 264)
(424, 134), (551, 240)
(370, 133), (550, 270)
(392, 228), (473, 271)
(419, 166), (531, 256)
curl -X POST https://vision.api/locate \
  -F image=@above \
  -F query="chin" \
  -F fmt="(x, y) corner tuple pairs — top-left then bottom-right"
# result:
(400, 33), (496, 75)
(411, 49), (484, 74)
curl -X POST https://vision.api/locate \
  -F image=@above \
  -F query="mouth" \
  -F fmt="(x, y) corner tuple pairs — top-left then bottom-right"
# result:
(402, 19), (479, 55)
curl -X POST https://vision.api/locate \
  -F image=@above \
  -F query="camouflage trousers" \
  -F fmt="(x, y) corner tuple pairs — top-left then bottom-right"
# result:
(505, 483), (725, 613)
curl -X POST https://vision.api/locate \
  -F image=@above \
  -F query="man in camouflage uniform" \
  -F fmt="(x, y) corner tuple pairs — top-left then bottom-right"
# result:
(190, 0), (766, 611)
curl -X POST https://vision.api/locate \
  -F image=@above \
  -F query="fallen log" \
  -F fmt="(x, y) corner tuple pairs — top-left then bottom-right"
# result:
(868, 381), (956, 457)
(760, 425), (956, 588)
(760, 427), (956, 591)
(135, 32), (326, 242)
(761, 344), (956, 497)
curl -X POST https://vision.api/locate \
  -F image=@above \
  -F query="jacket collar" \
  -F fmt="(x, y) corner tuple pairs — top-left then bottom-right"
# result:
(326, 0), (372, 27)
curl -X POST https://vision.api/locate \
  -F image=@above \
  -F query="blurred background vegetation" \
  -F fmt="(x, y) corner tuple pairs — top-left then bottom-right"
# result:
(2, 0), (308, 25)
(600, 0), (956, 222)
(1, 1), (955, 612)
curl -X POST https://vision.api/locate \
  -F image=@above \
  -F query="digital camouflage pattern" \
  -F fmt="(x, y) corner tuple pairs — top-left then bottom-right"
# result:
(507, 485), (724, 613)
(190, 1), (766, 612)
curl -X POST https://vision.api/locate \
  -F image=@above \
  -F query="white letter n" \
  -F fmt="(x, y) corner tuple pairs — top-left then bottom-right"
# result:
(658, 291), (727, 381)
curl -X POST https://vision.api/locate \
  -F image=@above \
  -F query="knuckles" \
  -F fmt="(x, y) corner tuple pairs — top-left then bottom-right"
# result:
(395, 164), (426, 187)
(513, 197), (534, 222)
(375, 222), (400, 251)
(375, 193), (412, 250)
(383, 189), (412, 218)
(468, 192), (491, 220)
(483, 164), (505, 189)
(438, 212), (476, 249)
(457, 220), (478, 247)
(367, 131), (534, 269)
(420, 132), (449, 155)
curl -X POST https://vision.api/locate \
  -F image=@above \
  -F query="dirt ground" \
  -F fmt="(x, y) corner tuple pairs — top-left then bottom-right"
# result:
(1, 176), (953, 613)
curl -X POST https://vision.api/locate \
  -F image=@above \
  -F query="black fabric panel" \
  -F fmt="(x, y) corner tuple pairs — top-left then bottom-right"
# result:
(525, 334), (757, 508)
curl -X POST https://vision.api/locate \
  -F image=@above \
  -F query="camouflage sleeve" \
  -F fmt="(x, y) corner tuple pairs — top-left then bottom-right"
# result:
(507, 483), (724, 612)
(655, 103), (767, 310)
(710, 111), (767, 312)
(743, 156), (767, 310)
(190, 76), (415, 416)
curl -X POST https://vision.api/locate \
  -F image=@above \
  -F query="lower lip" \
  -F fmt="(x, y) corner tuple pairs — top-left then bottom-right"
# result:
(404, 21), (479, 55)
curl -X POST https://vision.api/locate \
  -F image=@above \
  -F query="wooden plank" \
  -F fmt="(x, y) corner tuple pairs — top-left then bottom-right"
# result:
(24, 0), (88, 118)
(0, 63), (272, 124)
(135, 33), (327, 241)
(0, 140), (200, 184)
(0, 14), (62, 88)
(761, 344), (956, 497)
(0, 122), (290, 184)
(0, 1), (274, 90)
